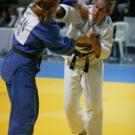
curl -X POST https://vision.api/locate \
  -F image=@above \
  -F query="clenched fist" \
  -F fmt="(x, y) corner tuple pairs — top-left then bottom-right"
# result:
(75, 3), (89, 22)
(75, 34), (92, 53)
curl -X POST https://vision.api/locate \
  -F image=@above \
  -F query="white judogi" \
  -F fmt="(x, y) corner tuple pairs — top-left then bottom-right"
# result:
(59, 4), (113, 135)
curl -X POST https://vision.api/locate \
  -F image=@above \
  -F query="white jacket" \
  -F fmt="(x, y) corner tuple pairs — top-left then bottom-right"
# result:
(59, 4), (113, 65)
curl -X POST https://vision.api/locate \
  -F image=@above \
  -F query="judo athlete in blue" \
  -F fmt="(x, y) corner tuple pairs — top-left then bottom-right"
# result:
(0, 0), (89, 134)
(60, 0), (77, 5)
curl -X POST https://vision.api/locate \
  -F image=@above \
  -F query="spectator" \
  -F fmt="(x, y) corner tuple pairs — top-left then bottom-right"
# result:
(0, 8), (10, 27)
(8, 4), (18, 27)
(128, 0), (135, 16)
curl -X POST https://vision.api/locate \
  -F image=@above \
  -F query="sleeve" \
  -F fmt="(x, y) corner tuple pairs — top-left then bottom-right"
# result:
(67, 23), (79, 38)
(99, 20), (113, 59)
(60, 0), (87, 5)
(57, 4), (83, 24)
(60, 0), (77, 5)
(32, 22), (76, 55)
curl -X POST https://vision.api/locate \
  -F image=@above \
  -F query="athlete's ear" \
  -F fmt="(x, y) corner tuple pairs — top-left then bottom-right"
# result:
(56, 6), (66, 19)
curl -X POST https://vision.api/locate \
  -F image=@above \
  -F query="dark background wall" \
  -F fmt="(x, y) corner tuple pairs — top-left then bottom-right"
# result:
(1, 0), (33, 6)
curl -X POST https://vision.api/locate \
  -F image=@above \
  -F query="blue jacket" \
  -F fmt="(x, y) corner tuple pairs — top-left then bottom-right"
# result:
(13, 4), (75, 55)
(60, 0), (77, 5)
(1, 4), (76, 83)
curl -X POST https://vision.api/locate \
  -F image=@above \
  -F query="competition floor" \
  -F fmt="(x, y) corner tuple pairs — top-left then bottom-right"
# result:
(0, 60), (135, 135)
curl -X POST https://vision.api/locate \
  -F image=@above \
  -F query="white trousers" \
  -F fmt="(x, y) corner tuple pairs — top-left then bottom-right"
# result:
(64, 60), (103, 135)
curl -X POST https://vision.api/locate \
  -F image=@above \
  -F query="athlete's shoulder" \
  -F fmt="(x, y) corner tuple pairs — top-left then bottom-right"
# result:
(23, 4), (40, 29)
(105, 16), (113, 26)
(87, 5), (93, 10)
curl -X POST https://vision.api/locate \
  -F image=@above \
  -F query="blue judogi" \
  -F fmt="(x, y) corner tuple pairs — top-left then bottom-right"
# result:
(1, 4), (75, 135)
(60, 0), (77, 5)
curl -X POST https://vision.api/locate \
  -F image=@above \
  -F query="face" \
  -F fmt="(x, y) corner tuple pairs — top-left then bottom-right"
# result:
(92, 0), (109, 24)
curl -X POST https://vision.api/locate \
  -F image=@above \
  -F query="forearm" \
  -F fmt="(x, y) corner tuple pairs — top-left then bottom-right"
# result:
(56, 6), (66, 19)
(76, 32), (101, 56)
(91, 40), (101, 58)
(56, 4), (75, 23)
(74, 3), (89, 21)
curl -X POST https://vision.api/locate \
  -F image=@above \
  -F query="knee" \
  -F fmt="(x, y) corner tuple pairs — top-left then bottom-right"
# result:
(64, 101), (73, 112)
(87, 108), (103, 119)
(64, 101), (76, 116)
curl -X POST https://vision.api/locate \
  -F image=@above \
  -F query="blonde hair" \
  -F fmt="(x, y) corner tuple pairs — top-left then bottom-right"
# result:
(92, 0), (116, 14)
(105, 0), (116, 14)
(32, 0), (59, 22)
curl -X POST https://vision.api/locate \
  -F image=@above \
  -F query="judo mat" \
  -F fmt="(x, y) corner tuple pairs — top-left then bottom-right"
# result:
(0, 60), (135, 135)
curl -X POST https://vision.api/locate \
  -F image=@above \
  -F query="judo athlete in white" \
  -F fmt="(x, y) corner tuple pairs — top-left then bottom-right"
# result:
(57, 0), (116, 135)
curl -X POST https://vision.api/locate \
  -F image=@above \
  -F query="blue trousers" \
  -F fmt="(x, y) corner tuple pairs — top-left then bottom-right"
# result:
(6, 66), (39, 135)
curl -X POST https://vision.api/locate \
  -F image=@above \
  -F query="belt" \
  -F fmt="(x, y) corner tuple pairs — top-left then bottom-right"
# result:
(69, 50), (94, 73)
(12, 46), (42, 61)
(74, 50), (94, 57)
